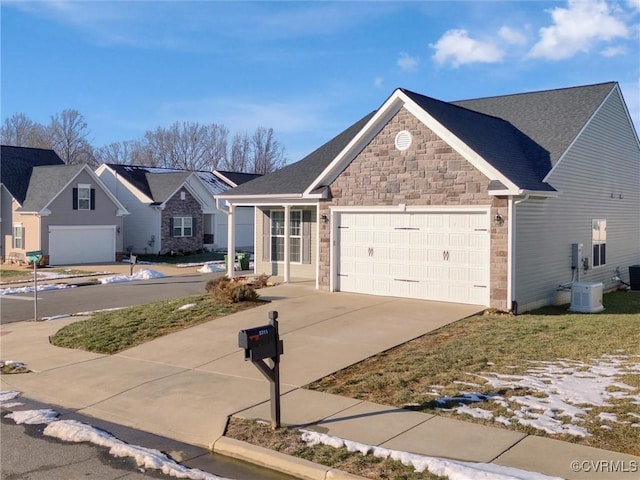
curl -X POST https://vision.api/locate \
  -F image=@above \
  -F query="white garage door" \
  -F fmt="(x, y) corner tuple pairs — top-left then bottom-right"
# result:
(49, 226), (116, 265)
(336, 211), (490, 305)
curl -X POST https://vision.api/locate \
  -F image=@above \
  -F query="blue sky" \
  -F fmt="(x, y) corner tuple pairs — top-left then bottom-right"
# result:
(2, 0), (639, 163)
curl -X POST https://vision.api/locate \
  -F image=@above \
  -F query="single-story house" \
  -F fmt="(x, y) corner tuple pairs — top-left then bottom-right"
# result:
(95, 164), (260, 255)
(1, 145), (129, 265)
(215, 82), (640, 312)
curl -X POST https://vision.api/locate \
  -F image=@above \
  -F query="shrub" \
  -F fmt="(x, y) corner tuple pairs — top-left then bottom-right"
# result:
(206, 276), (259, 303)
(230, 284), (260, 303)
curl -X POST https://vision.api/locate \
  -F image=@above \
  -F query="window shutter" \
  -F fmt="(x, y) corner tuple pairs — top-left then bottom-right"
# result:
(170, 218), (174, 237)
(90, 189), (96, 210)
(302, 210), (311, 264)
(262, 210), (271, 262)
(22, 227), (25, 249)
(192, 216), (196, 237)
(72, 188), (78, 210)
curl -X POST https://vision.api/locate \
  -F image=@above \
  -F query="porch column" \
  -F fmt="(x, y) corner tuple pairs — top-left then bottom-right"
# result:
(283, 204), (290, 283)
(227, 204), (235, 279)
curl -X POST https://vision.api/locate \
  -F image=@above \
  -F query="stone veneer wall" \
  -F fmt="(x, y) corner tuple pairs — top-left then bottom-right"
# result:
(318, 107), (509, 309)
(161, 190), (203, 254)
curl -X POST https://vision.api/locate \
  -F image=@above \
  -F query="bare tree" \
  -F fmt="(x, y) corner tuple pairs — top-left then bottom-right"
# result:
(48, 109), (96, 165)
(139, 122), (229, 170)
(94, 140), (140, 165)
(225, 132), (251, 172)
(1, 113), (51, 148)
(251, 126), (286, 174)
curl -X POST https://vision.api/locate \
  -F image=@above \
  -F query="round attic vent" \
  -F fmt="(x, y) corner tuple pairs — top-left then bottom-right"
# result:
(394, 130), (412, 151)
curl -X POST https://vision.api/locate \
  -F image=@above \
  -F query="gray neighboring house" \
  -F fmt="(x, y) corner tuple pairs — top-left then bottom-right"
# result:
(216, 82), (640, 312)
(1, 145), (129, 265)
(96, 164), (260, 255)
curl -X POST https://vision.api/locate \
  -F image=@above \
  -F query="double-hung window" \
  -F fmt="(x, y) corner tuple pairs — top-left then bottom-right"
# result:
(12, 223), (24, 249)
(77, 184), (91, 210)
(173, 217), (193, 237)
(592, 219), (606, 267)
(271, 210), (302, 263)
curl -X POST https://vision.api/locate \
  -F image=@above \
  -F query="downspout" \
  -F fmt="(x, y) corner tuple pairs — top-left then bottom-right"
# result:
(508, 194), (530, 313)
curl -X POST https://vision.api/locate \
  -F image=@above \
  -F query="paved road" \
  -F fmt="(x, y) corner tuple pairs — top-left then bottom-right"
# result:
(1, 404), (295, 480)
(1, 273), (222, 324)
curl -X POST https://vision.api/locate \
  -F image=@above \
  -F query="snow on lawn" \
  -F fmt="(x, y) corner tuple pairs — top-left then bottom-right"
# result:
(197, 261), (255, 273)
(436, 354), (640, 437)
(98, 269), (167, 284)
(300, 430), (562, 480)
(1, 393), (229, 480)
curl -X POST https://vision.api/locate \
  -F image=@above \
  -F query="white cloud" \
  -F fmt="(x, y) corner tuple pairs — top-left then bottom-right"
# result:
(528, 0), (629, 60)
(627, 0), (640, 12)
(374, 77), (384, 88)
(431, 29), (504, 67)
(397, 52), (419, 72)
(601, 45), (627, 56)
(498, 26), (527, 45)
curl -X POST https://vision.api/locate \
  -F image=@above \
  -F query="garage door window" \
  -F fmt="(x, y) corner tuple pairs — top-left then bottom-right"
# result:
(173, 217), (193, 237)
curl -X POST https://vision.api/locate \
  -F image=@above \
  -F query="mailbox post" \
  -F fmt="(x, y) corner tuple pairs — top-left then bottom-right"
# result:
(238, 310), (284, 429)
(129, 254), (137, 276)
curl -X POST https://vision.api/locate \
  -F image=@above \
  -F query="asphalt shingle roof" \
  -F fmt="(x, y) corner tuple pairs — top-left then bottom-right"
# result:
(103, 164), (241, 200)
(1, 145), (65, 204)
(453, 82), (616, 166)
(21, 164), (85, 212)
(221, 111), (376, 197)
(220, 82), (616, 197)
(401, 89), (555, 191)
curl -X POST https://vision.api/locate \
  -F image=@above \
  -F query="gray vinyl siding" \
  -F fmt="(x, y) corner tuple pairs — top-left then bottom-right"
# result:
(40, 170), (124, 254)
(514, 89), (640, 312)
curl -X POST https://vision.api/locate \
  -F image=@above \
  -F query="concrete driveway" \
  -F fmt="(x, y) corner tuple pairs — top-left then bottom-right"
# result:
(0, 283), (482, 449)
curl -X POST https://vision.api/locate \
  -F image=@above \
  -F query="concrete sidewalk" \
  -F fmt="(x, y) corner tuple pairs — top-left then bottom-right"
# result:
(1, 283), (638, 480)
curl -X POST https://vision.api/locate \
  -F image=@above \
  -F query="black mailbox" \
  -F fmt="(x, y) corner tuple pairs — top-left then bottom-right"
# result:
(238, 324), (283, 362)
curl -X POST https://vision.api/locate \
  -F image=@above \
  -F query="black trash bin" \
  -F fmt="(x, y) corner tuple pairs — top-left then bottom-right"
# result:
(629, 265), (640, 291)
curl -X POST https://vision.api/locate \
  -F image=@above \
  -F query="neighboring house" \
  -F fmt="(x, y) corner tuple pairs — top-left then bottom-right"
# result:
(216, 82), (640, 312)
(1, 145), (129, 265)
(95, 164), (260, 255)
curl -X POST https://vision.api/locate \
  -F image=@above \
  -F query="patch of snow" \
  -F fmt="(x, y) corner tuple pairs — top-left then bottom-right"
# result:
(7, 408), (59, 424)
(178, 303), (197, 311)
(42, 314), (71, 321)
(455, 405), (495, 420)
(98, 269), (166, 284)
(0, 397), (229, 480)
(198, 262), (226, 273)
(0, 391), (21, 403)
(440, 354), (640, 438)
(300, 430), (562, 480)
(598, 412), (619, 423)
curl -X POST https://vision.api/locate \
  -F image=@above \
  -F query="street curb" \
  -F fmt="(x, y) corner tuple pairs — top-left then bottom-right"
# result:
(212, 436), (367, 480)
